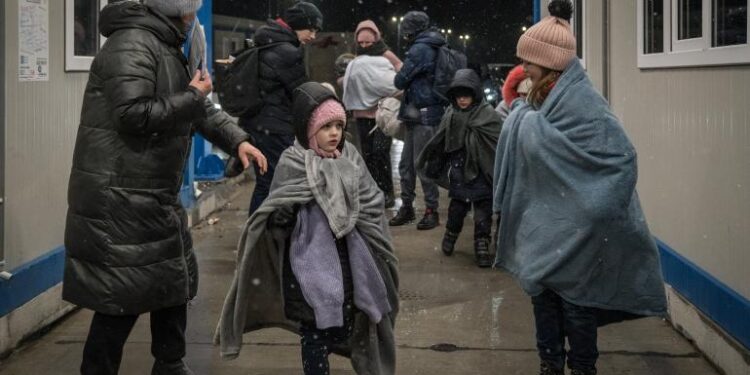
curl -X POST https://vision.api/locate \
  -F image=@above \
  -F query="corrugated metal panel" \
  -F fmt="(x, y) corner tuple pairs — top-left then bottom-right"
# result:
(4, 0), (89, 267)
(608, 1), (750, 299)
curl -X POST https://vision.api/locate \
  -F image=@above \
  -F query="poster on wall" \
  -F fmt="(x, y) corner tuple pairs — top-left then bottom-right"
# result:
(19, 0), (50, 82)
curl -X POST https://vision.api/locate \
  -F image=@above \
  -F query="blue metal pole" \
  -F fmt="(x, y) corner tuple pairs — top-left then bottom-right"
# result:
(533, 0), (542, 23)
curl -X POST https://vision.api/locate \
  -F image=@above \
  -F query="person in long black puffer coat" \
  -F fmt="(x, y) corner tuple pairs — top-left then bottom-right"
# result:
(63, 1), (267, 374)
(239, 2), (322, 216)
(417, 69), (502, 268)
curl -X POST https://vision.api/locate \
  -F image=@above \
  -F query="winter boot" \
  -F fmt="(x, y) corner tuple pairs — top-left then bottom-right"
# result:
(389, 205), (416, 226)
(416, 208), (440, 230)
(570, 368), (597, 375)
(441, 230), (460, 256)
(539, 361), (564, 375)
(152, 360), (194, 375)
(384, 192), (396, 209)
(474, 238), (492, 268)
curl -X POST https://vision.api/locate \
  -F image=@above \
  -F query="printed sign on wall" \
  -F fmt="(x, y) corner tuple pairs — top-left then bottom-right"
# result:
(19, 0), (49, 82)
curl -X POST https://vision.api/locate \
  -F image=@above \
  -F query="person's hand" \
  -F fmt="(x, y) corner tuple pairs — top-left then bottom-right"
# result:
(237, 141), (268, 175)
(189, 69), (213, 96)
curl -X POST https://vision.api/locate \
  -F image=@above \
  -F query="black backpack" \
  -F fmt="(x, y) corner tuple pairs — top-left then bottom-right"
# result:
(215, 41), (282, 118)
(432, 46), (468, 102)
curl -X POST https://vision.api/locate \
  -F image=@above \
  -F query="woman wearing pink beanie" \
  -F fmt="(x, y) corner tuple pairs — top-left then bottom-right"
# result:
(493, 1), (667, 375)
(343, 20), (403, 208)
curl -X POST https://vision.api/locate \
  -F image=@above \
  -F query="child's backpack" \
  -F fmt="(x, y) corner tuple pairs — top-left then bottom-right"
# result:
(215, 40), (283, 118)
(432, 46), (468, 102)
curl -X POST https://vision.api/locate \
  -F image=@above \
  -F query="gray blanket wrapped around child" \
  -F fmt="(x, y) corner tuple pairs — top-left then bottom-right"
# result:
(493, 60), (667, 319)
(216, 141), (399, 374)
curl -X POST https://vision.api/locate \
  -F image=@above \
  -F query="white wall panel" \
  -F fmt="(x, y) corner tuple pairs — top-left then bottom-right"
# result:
(4, 0), (89, 267)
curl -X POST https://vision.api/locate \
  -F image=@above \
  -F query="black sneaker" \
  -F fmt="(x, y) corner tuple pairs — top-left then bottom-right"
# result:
(416, 208), (439, 230)
(389, 205), (415, 226)
(540, 362), (564, 375)
(441, 230), (460, 256)
(474, 238), (492, 268)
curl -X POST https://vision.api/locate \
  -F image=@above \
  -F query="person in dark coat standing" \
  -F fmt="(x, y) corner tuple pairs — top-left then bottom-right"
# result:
(417, 69), (502, 267)
(63, 1), (267, 374)
(391, 11), (445, 230)
(239, 2), (322, 216)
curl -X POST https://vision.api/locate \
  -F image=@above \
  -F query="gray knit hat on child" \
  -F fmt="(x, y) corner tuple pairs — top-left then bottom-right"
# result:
(143, 0), (203, 17)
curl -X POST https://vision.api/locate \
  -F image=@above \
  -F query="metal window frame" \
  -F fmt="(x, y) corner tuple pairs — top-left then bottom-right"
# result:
(638, 0), (750, 68)
(65, 0), (108, 72)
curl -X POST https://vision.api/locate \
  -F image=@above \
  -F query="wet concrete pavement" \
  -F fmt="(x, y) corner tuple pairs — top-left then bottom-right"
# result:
(0, 179), (720, 374)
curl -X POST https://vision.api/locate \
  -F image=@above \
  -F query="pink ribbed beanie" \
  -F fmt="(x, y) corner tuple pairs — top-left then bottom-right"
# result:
(516, 0), (576, 71)
(356, 20), (381, 42)
(307, 99), (346, 158)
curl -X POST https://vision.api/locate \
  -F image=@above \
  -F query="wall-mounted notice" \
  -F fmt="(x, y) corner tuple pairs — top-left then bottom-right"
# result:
(19, 0), (49, 82)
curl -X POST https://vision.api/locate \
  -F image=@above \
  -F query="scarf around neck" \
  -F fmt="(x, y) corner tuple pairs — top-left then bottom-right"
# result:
(357, 39), (390, 56)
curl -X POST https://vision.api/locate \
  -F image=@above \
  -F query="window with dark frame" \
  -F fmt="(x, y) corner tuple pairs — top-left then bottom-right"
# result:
(644, 0), (665, 53)
(712, 0), (747, 46)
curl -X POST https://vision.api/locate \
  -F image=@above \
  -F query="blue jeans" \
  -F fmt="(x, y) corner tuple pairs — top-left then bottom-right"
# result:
(532, 289), (599, 372)
(398, 106), (442, 209)
(247, 129), (295, 216)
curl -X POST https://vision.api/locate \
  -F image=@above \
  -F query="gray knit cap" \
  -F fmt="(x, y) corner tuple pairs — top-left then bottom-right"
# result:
(143, 0), (203, 17)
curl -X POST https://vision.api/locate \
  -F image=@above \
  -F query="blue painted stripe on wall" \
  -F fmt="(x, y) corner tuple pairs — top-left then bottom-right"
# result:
(0, 246), (65, 317)
(657, 239), (750, 350)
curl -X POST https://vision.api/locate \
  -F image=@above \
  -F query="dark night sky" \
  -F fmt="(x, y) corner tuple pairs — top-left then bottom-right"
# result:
(214, 0), (534, 66)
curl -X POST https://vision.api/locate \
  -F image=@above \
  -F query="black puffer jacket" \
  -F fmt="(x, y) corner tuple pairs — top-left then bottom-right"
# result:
(63, 2), (248, 316)
(239, 20), (308, 135)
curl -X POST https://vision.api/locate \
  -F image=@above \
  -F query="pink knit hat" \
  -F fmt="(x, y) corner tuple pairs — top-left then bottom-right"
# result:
(355, 20), (381, 42)
(516, 0), (576, 71)
(307, 99), (347, 158)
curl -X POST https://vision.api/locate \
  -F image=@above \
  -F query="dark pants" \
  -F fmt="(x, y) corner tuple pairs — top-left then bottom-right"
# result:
(247, 129), (295, 216)
(299, 316), (354, 375)
(81, 304), (187, 375)
(532, 290), (599, 372)
(446, 198), (492, 240)
(356, 118), (394, 198)
(399, 116), (440, 209)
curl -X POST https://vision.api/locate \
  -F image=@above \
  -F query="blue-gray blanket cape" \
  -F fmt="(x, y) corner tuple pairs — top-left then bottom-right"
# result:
(492, 60), (667, 319)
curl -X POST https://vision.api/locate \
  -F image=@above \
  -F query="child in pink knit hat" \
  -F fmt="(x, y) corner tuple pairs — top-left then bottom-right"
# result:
(493, 1), (668, 375)
(216, 82), (398, 374)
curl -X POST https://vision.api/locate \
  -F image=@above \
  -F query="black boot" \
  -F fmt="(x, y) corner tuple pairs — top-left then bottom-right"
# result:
(152, 360), (194, 375)
(570, 368), (597, 375)
(384, 192), (395, 209)
(389, 205), (415, 226)
(539, 362), (564, 375)
(441, 230), (459, 256)
(474, 238), (492, 268)
(416, 208), (439, 230)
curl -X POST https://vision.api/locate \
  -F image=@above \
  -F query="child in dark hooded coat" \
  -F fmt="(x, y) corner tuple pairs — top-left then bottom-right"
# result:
(417, 69), (503, 267)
